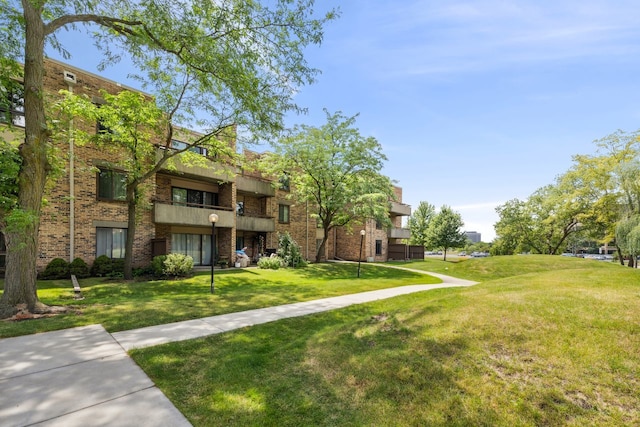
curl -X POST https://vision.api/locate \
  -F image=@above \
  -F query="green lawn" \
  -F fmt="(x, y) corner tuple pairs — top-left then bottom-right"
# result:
(130, 257), (640, 426)
(389, 253), (621, 281)
(0, 263), (439, 338)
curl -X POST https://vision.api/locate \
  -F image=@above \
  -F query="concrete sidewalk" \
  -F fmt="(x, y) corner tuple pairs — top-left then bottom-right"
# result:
(0, 272), (476, 426)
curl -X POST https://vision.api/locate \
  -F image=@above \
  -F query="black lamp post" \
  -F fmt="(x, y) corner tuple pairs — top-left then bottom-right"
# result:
(357, 229), (366, 278)
(209, 213), (219, 293)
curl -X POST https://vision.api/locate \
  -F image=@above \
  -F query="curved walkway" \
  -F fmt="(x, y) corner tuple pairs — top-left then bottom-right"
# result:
(0, 267), (475, 427)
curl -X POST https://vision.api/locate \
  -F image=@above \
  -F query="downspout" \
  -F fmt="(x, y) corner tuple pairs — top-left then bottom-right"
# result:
(65, 74), (76, 262)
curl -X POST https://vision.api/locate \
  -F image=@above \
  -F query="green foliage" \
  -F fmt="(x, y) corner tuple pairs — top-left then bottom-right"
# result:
(163, 253), (194, 277)
(277, 232), (307, 268)
(0, 140), (20, 217)
(39, 258), (70, 280)
(91, 255), (125, 277)
(407, 201), (435, 247)
(426, 206), (466, 259)
(257, 256), (284, 270)
(69, 258), (90, 279)
(151, 255), (168, 277)
(262, 110), (394, 262)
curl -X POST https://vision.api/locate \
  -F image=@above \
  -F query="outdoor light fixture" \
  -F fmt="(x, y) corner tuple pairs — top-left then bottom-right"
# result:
(209, 213), (219, 293)
(358, 229), (366, 278)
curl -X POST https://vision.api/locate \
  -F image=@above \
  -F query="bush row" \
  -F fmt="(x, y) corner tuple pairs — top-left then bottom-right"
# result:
(39, 253), (194, 280)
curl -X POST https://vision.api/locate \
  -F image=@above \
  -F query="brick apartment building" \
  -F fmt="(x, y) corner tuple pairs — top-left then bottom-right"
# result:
(0, 59), (411, 272)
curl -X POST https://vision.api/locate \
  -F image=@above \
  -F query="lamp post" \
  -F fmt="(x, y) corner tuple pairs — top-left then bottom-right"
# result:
(209, 213), (219, 293)
(357, 229), (366, 278)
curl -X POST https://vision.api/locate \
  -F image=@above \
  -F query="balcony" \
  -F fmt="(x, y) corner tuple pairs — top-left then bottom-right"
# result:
(236, 215), (275, 232)
(390, 201), (411, 216)
(388, 227), (411, 239)
(236, 176), (275, 197)
(156, 148), (236, 182)
(154, 203), (235, 227)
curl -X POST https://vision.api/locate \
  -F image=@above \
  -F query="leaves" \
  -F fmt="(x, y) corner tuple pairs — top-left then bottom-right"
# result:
(263, 110), (394, 261)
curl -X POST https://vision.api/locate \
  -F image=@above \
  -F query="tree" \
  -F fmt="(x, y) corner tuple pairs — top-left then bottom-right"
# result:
(407, 201), (435, 247)
(426, 205), (466, 261)
(616, 216), (640, 268)
(262, 110), (395, 262)
(54, 89), (237, 279)
(0, 0), (337, 317)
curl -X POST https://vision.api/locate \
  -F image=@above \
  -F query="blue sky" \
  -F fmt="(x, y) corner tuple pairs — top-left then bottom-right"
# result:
(48, 1), (640, 241)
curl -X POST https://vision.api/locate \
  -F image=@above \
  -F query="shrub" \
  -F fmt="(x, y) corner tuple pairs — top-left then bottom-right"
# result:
(91, 255), (125, 277)
(163, 253), (194, 277)
(257, 255), (284, 270)
(69, 257), (90, 279)
(91, 255), (112, 277)
(151, 255), (167, 277)
(40, 258), (70, 280)
(277, 232), (307, 268)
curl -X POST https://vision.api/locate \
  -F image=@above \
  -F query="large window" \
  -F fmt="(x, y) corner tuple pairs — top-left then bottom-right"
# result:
(96, 228), (127, 259)
(172, 187), (218, 208)
(278, 204), (290, 223)
(97, 169), (127, 201)
(171, 139), (208, 156)
(0, 83), (25, 127)
(172, 233), (212, 265)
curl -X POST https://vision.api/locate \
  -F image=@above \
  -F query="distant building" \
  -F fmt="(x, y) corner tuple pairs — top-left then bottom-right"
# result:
(464, 231), (482, 243)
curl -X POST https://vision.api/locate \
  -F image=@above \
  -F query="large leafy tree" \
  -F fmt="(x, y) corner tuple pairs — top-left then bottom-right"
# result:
(0, 0), (336, 317)
(407, 201), (435, 247)
(263, 110), (395, 262)
(426, 205), (466, 261)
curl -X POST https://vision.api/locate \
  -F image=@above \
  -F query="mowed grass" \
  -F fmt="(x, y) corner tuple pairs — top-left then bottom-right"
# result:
(390, 254), (620, 282)
(132, 257), (640, 426)
(0, 263), (439, 338)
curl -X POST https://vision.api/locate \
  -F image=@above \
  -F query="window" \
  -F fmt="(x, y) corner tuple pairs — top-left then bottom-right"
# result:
(96, 228), (127, 259)
(172, 233), (212, 265)
(278, 204), (290, 223)
(375, 239), (382, 256)
(95, 104), (114, 135)
(236, 201), (244, 216)
(97, 169), (127, 201)
(171, 139), (207, 156)
(0, 83), (25, 127)
(279, 173), (290, 191)
(376, 220), (383, 230)
(172, 187), (218, 208)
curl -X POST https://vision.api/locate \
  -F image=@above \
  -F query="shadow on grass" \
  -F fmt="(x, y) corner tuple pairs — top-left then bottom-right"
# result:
(134, 299), (502, 426)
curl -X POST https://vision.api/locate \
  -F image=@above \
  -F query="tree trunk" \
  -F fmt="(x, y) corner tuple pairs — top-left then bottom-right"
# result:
(315, 227), (331, 263)
(0, 5), (50, 318)
(617, 247), (625, 266)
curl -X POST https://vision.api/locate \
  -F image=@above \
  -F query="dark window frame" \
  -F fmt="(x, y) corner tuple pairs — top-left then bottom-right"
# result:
(97, 169), (127, 202)
(0, 82), (25, 127)
(278, 204), (290, 223)
(171, 187), (218, 209)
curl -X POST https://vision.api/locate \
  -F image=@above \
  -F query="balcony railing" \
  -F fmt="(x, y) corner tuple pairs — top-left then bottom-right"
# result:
(390, 201), (411, 216)
(236, 176), (275, 197)
(387, 227), (411, 239)
(156, 148), (236, 182)
(154, 203), (234, 227)
(236, 214), (275, 232)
